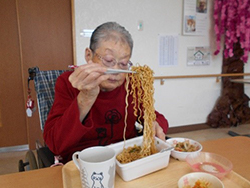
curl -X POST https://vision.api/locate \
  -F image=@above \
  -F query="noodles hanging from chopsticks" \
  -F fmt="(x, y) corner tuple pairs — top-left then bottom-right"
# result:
(116, 64), (157, 164)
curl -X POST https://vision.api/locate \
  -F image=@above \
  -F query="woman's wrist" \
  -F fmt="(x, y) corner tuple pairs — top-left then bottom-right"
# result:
(77, 92), (96, 121)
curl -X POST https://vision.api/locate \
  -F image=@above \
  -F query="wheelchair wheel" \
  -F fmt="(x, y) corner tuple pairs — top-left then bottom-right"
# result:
(18, 159), (26, 172)
(25, 150), (38, 170)
(37, 153), (45, 168)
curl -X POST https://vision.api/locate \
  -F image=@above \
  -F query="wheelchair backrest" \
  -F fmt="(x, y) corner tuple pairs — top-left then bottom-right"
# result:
(33, 68), (67, 131)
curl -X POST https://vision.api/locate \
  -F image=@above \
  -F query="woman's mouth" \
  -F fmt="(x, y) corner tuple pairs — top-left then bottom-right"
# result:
(108, 78), (117, 83)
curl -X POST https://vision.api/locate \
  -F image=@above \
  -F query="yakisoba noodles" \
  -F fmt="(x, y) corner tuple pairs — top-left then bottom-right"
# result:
(116, 64), (157, 164)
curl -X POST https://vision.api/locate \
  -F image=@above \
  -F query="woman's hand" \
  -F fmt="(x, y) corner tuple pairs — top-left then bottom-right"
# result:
(69, 63), (109, 96)
(153, 121), (166, 142)
(68, 62), (110, 121)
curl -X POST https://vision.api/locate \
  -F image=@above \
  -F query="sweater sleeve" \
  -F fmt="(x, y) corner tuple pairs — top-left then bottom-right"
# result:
(155, 111), (169, 134)
(43, 72), (91, 156)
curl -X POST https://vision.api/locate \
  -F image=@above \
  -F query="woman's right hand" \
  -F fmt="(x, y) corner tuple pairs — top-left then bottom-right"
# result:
(68, 62), (110, 120)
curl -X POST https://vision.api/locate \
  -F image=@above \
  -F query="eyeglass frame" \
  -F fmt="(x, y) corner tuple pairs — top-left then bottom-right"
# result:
(93, 51), (133, 70)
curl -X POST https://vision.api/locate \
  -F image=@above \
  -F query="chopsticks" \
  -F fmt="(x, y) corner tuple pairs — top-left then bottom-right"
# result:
(106, 69), (136, 74)
(68, 65), (136, 74)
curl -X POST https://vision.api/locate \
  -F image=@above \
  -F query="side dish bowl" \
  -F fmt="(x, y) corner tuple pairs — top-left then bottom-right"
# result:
(186, 152), (233, 179)
(178, 172), (224, 188)
(166, 137), (202, 161)
(107, 136), (172, 181)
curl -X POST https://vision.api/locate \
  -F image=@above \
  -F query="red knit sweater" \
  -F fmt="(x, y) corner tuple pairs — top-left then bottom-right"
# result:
(43, 71), (168, 163)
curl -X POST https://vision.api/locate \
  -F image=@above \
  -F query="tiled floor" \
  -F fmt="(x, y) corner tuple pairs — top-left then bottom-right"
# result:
(0, 149), (27, 175)
(0, 124), (249, 175)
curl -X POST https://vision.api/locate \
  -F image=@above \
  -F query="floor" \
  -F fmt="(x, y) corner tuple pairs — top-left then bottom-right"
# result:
(167, 123), (250, 142)
(0, 124), (249, 176)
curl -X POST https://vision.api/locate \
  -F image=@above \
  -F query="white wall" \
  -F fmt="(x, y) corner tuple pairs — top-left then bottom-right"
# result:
(73, 0), (250, 127)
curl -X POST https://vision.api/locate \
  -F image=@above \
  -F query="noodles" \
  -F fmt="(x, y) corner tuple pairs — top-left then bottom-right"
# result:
(174, 140), (200, 152)
(123, 75), (130, 142)
(116, 64), (157, 164)
(115, 145), (142, 164)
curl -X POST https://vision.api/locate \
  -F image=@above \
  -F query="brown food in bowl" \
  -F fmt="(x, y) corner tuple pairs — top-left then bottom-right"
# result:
(174, 140), (200, 152)
(116, 144), (158, 164)
(183, 179), (211, 188)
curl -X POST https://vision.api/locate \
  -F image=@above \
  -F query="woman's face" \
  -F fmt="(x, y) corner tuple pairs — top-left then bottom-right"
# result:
(92, 39), (131, 92)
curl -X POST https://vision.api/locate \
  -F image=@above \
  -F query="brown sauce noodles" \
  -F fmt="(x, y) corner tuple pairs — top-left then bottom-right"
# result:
(116, 64), (157, 164)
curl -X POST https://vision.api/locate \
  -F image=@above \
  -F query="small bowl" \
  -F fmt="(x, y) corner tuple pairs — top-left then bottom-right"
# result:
(178, 172), (224, 188)
(166, 137), (202, 161)
(186, 152), (233, 179)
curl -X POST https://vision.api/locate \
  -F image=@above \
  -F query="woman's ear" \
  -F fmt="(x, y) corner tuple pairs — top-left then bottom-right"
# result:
(85, 48), (93, 64)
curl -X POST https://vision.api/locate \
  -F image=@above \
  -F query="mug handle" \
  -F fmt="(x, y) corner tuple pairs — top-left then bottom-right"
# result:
(72, 151), (80, 170)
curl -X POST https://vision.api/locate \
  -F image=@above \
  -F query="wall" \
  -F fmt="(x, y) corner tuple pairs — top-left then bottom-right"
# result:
(0, 0), (27, 146)
(72, 0), (250, 128)
(0, 0), (73, 148)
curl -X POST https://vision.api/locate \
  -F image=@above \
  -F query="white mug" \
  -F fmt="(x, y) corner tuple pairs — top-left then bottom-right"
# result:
(72, 146), (116, 188)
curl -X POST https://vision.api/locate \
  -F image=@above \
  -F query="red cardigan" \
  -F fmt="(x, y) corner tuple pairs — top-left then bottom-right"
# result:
(43, 71), (169, 163)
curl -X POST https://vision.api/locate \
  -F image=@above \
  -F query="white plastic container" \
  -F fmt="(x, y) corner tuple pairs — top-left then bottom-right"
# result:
(107, 136), (172, 181)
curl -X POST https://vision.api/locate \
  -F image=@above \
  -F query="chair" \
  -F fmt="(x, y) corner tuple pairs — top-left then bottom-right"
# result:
(18, 67), (67, 171)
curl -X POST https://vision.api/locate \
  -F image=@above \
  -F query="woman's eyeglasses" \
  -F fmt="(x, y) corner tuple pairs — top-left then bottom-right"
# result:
(95, 52), (133, 70)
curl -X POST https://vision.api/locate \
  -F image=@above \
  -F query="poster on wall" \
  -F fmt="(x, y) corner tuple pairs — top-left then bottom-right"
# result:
(183, 0), (208, 36)
(187, 46), (211, 66)
(158, 34), (178, 67)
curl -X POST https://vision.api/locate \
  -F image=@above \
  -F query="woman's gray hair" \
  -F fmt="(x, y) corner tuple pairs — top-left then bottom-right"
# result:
(90, 22), (133, 55)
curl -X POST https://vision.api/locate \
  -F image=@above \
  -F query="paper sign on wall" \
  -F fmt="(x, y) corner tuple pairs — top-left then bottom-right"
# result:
(183, 0), (208, 36)
(187, 46), (211, 66)
(158, 34), (178, 67)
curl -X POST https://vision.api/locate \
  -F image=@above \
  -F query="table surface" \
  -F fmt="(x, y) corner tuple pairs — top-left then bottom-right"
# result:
(0, 136), (250, 188)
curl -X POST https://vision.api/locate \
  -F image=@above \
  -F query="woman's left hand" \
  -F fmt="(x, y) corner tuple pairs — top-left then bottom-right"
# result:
(153, 121), (166, 141)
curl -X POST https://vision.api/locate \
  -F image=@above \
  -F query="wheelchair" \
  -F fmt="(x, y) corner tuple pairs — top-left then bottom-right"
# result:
(18, 67), (67, 171)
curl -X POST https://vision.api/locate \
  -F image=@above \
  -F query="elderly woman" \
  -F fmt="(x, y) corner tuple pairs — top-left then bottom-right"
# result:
(43, 22), (168, 163)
